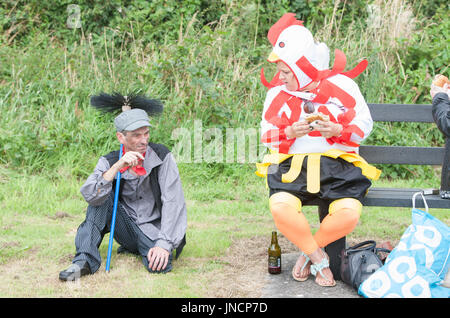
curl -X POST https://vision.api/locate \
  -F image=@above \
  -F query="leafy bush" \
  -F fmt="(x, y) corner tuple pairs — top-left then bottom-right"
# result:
(0, 0), (447, 182)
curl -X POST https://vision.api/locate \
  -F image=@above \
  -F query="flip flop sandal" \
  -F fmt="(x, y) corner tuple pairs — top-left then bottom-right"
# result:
(310, 257), (336, 287)
(292, 251), (311, 282)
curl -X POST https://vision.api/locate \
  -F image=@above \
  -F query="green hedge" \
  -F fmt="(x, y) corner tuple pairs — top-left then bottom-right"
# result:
(0, 0), (448, 180)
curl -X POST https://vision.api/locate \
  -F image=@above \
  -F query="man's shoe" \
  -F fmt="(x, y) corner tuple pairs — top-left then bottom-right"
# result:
(59, 262), (91, 281)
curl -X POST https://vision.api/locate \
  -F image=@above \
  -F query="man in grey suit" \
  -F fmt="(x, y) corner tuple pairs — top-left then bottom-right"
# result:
(59, 108), (187, 281)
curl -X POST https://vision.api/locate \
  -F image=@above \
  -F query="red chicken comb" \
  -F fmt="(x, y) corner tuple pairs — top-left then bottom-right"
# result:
(267, 13), (304, 46)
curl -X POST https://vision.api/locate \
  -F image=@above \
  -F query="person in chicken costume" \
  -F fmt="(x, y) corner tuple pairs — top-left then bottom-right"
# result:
(256, 13), (381, 287)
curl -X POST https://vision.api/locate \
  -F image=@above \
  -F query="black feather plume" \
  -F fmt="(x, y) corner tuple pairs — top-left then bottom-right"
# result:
(90, 92), (163, 115)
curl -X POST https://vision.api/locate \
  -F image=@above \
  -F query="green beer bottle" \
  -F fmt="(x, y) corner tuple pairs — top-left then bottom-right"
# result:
(268, 231), (281, 274)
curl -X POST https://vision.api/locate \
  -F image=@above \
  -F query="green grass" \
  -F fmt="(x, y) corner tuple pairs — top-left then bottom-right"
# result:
(1, 163), (448, 297)
(0, 163), (271, 297)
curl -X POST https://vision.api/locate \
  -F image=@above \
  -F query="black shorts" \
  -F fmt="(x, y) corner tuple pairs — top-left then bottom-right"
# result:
(267, 156), (371, 205)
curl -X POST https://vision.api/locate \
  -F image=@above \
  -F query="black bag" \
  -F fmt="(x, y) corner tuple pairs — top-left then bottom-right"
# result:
(340, 240), (391, 290)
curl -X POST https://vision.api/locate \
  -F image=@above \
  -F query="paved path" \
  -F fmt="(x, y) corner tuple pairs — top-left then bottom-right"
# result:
(261, 252), (361, 298)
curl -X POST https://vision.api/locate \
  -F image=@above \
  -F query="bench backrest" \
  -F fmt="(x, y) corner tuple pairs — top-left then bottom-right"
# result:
(360, 104), (449, 191)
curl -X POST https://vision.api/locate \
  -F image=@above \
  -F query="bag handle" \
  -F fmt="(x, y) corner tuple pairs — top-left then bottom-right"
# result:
(345, 240), (376, 255)
(412, 191), (429, 212)
(375, 248), (392, 254)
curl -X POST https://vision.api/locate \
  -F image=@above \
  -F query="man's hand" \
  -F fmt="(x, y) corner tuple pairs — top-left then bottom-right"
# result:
(118, 151), (145, 169)
(102, 151), (144, 181)
(430, 83), (450, 99)
(147, 246), (170, 272)
(314, 120), (343, 138)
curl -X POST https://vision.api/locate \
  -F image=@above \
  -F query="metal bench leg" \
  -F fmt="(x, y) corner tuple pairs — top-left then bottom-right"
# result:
(318, 202), (345, 281)
(442, 138), (450, 191)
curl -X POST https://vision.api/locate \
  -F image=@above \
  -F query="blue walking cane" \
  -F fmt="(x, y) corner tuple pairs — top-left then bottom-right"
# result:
(105, 143), (123, 272)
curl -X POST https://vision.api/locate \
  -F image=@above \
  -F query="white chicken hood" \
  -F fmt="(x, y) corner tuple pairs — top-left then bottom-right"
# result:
(265, 14), (330, 90)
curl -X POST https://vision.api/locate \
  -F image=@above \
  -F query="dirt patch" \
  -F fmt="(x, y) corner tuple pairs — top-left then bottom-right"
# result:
(58, 253), (75, 265)
(48, 211), (72, 219)
(204, 233), (297, 298)
(0, 241), (21, 249)
(201, 233), (396, 298)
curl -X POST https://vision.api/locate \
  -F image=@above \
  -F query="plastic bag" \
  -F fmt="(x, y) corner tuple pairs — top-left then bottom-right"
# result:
(359, 192), (450, 298)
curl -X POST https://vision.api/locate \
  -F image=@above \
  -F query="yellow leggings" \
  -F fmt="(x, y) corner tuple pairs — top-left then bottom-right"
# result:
(269, 192), (362, 255)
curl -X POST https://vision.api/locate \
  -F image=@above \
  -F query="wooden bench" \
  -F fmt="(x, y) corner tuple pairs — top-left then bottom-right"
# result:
(305, 103), (450, 280)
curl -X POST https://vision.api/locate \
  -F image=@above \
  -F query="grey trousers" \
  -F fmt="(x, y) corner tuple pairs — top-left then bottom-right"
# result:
(72, 193), (172, 274)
